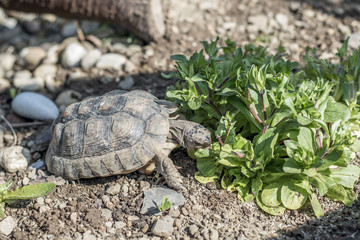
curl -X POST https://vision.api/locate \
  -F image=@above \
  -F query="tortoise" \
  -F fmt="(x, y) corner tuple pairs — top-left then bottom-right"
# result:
(45, 90), (211, 189)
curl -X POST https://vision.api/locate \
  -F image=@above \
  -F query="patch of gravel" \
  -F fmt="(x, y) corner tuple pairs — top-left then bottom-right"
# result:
(0, 0), (360, 239)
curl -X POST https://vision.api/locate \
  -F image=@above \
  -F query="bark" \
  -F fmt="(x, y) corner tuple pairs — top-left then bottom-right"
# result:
(0, 0), (165, 42)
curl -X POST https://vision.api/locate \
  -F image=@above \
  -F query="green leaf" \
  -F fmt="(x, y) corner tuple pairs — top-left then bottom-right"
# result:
(194, 172), (219, 184)
(329, 165), (360, 188)
(3, 183), (56, 201)
(256, 195), (286, 215)
(323, 101), (351, 122)
(261, 183), (281, 207)
(170, 54), (188, 62)
(297, 127), (315, 153)
(158, 196), (173, 212)
(309, 193), (324, 217)
(283, 158), (302, 173)
(280, 182), (308, 210)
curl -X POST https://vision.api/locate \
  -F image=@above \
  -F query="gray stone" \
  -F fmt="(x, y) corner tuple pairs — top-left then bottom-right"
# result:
(0, 67), (4, 78)
(96, 53), (127, 70)
(55, 90), (82, 107)
(114, 221), (126, 229)
(348, 33), (360, 49)
(61, 42), (87, 68)
(275, 13), (289, 29)
(118, 76), (134, 90)
(81, 21), (100, 34)
(0, 216), (16, 236)
(0, 78), (10, 93)
(0, 53), (16, 71)
(0, 146), (31, 172)
(34, 64), (57, 78)
(248, 14), (268, 32)
(106, 184), (121, 195)
(189, 224), (199, 236)
(101, 208), (113, 221)
(140, 187), (185, 214)
(152, 216), (174, 237)
(23, 19), (41, 34)
(209, 229), (219, 240)
(81, 49), (102, 69)
(139, 181), (151, 191)
(24, 47), (46, 67)
(61, 21), (77, 37)
(83, 231), (96, 240)
(12, 92), (59, 120)
(29, 160), (46, 170)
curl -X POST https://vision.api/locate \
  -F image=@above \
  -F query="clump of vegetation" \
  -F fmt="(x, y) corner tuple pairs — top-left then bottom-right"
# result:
(0, 180), (56, 218)
(158, 196), (173, 212)
(162, 37), (360, 217)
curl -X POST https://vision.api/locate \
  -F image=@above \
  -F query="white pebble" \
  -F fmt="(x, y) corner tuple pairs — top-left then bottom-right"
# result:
(61, 42), (87, 68)
(12, 92), (59, 120)
(0, 216), (16, 236)
(81, 49), (102, 69)
(96, 53), (127, 70)
(0, 146), (31, 173)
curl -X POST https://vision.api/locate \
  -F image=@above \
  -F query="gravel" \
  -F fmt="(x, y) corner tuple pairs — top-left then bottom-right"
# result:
(0, 0), (360, 239)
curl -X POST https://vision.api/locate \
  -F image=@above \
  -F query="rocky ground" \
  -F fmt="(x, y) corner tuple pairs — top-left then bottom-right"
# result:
(1, 0), (360, 239)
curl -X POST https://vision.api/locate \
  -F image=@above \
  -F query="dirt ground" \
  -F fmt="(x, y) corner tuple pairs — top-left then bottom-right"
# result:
(1, 0), (360, 239)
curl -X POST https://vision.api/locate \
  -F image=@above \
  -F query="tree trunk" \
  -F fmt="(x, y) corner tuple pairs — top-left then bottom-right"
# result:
(0, 0), (165, 42)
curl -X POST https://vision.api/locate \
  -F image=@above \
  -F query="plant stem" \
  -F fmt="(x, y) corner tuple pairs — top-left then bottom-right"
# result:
(261, 125), (268, 135)
(232, 151), (246, 158)
(269, 107), (277, 118)
(316, 130), (323, 149)
(1, 115), (17, 147)
(248, 90), (263, 125)
(217, 135), (224, 146)
(260, 90), (267, 120)
(321, 150), (329, 159)
(216, 76), (230, 89)
(209, 101), (223, 117)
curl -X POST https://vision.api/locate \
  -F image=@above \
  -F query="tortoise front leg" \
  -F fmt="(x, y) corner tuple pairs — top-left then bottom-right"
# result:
(154, 152), (184, 190)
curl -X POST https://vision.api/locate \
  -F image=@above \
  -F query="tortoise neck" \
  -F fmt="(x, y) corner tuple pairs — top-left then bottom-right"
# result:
(168, 119), (188, 148)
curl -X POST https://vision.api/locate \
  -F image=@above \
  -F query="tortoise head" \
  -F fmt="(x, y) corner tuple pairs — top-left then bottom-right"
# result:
(169, 120), (211, 149)
(183, 123), (211, 149)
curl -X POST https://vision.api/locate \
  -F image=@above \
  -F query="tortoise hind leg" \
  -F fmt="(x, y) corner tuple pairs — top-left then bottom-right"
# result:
(154, 152), (184, 190)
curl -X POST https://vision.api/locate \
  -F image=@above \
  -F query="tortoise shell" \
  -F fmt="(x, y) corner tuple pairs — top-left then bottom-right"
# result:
(45, 90), (170, 180)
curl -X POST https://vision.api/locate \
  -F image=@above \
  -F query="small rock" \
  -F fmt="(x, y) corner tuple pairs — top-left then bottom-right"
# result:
(275, 13), (289, 29)
(61, 42), (87, 68)
(188, 224), (199, 236)
(209, 229), (219, 240)
(223, 21), (236, 30)
(139, 181), (151, 191)
(12, 92), (59, 120)
(0, 67), (4, 78)
(44, 44), (60, 64)
(119, 76), (134, 90)
(0, 53), (16, 71)
(0, 216), (16, 236)
(124, 60), (137, 74)
(29, 160), (45, 170)
(348, 33), (360, 49)
(151, 216), (174, 238)
(23, 19), (41, 34)
(106, 184), (121, 195)
(101, 208), (113, 221)
(55, 90), (82, 107)
(102, 195), (114, 210)
(68, 71), (88, 82)
(83, 231), (97, 240)
(61, 21), (77, 37)
(81, 49), (102, 69)
(24, 47), (46, 68)
(36, 197), (45, 205)
(14, 75), (44, 91)
(114, 221), (126, 229)
(127, 44), (142, 54)
(0, 78), (10, 93)
(70, 212), (78, 224)
(34, 64), (57, 78)
(81, 21), (100, 34)
(140, 187), (185, 215)
(0, 146), (31, 172)
(248, 14), (268, 32)
(96, 53), (127, 70)
(22, 176), (30, 185)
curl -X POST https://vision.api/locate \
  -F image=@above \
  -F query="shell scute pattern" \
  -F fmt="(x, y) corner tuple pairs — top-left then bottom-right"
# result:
(46, 90), (170, 180)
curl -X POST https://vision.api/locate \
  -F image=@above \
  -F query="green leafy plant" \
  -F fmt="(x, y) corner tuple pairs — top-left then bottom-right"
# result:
(163, 37), (360, 217)
(157, 196), (173, 212)
(0, 180), (56, 218)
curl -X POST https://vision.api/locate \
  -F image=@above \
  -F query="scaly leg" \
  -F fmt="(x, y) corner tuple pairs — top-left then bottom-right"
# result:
(154, 152), (184, 190)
